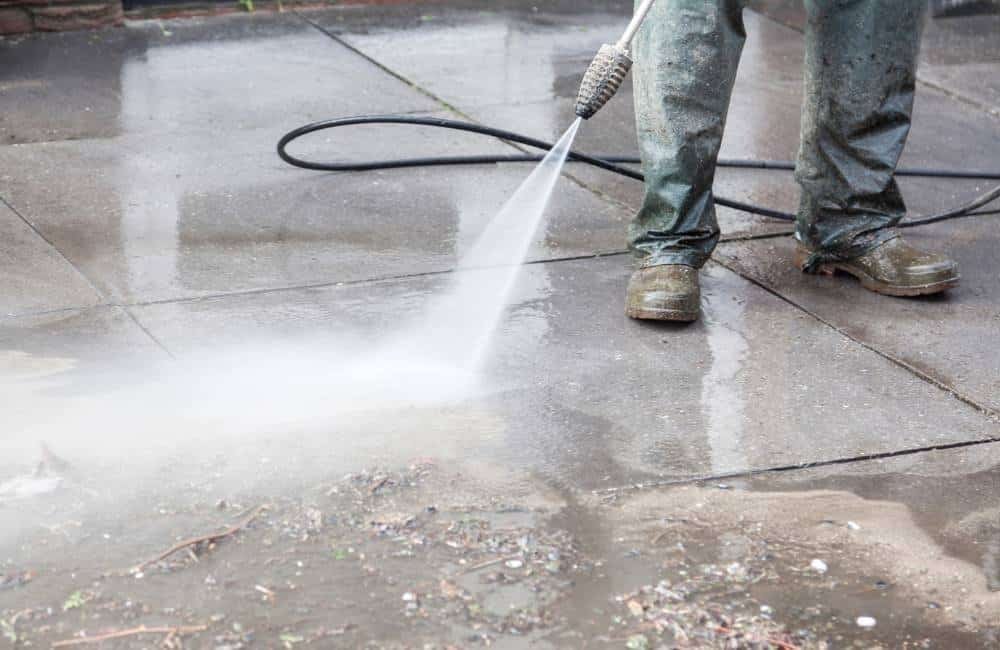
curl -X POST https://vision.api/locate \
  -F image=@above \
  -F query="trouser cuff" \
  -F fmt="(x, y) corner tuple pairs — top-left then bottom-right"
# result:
(797, 228), (900, 274)
(634, 249), (709, 270)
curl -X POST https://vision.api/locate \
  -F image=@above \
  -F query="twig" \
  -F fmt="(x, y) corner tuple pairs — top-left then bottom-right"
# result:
(370, 477), (390, 494)
(52, 625), (207, 647)
(463, 554), (521, 574)
(134, 505), (264, 572)
(717, 625), (800, 650)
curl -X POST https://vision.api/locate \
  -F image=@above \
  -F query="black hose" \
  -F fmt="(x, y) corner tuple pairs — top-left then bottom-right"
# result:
(277, 115), (1000, 226)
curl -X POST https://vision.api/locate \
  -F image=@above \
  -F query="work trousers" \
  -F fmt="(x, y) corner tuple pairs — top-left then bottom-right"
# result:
(630, 0), (926, 269)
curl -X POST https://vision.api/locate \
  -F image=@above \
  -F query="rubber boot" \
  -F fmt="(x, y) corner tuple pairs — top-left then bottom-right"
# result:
(794, 234), (960, 296)
(626, 265), (700, 321)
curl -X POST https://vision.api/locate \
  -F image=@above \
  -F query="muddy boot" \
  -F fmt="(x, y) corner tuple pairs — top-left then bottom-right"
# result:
(795, 236), (960, 297)
(626, 264), (700, 321)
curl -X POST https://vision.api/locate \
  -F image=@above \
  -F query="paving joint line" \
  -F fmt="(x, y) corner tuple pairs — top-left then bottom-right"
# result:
(1, 195), (104, 302)
(124, 250), (632, 308)
(1, 195), (176, 358)
(293, 10), (474, 121)
(4, 232), (793, 320)
(1, 250), (629, 320)
(595, 434), (1000, 496)
(710, 255), (1000, 422)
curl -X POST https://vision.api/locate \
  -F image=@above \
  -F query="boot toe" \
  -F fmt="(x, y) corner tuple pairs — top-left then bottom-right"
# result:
(625, 265), (701, 321)
(903, 258), (959, 285)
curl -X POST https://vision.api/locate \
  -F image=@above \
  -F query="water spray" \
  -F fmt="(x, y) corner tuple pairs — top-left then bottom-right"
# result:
(574, 0), (656, 119)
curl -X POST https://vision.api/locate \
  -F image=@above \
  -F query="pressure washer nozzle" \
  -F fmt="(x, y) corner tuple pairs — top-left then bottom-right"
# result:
(575, 44), (633, 120)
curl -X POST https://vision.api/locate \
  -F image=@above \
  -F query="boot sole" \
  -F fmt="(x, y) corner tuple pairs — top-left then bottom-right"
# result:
(626, 305), (700, 322)
(793, 249), (960, 297)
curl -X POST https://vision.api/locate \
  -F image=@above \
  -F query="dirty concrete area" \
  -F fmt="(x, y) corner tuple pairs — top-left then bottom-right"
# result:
(2, 1), (1000, 647)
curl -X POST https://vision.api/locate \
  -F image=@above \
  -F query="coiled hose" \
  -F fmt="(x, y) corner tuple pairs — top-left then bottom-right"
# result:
(277, 115), (1000, 228)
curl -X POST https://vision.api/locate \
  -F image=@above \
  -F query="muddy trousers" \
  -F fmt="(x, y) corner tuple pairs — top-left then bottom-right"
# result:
(630, 0), (926, 269)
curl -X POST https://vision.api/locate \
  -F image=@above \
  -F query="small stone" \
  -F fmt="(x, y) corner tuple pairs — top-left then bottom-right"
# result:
(856, 616), (877, 628)
(626, 599), (644, 618)
(847, 521), (861, 530)
(810, 559), (828, 574)
(402, 592), (417, 602)
(505, 559), (523, 569)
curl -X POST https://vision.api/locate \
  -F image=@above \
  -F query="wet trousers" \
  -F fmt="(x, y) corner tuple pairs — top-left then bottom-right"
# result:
(630, 0), (926, 269)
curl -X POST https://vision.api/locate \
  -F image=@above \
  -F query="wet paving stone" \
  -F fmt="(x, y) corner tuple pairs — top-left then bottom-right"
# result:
(0, 201), (103, 316)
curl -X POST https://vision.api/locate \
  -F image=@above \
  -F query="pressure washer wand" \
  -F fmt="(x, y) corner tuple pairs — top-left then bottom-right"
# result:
(575, 0), (657, 119)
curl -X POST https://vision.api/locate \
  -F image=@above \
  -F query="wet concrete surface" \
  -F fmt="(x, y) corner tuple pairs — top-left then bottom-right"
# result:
(0, 121), (629, 304)
(112, 254), (995, 487)
(0, 201), (103, 317)
(2, 1), (1000, 647)
(4, 252), (989, 491)
(715, 215), (1000, 414)
(0, 13), (440, 145)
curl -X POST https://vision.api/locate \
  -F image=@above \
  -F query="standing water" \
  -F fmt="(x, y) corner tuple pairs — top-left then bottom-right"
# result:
(397, 117), (584, 368)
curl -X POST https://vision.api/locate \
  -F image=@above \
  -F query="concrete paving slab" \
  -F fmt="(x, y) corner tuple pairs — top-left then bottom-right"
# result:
(0, 11), (439, 146)
(0, 201), (103, 316)
(118, 255), (997, 492)
(0, 28), (139, 145)
(715, 213), (1000, 414)
(0, 114), (629, 305)
(919, 9), (1000, 113)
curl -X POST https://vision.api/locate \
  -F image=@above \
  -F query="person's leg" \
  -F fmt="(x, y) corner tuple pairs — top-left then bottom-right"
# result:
(630, 0), (748, 270)
(795, 0), (925, 269)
